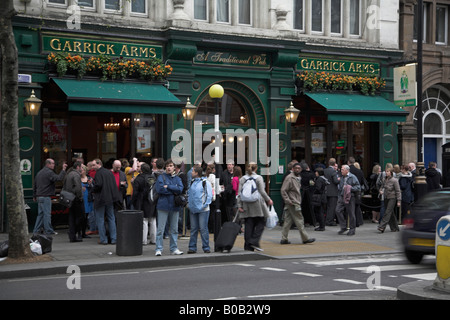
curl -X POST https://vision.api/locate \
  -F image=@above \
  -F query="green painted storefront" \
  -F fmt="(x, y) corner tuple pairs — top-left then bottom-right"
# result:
(4, 16), (406, 231)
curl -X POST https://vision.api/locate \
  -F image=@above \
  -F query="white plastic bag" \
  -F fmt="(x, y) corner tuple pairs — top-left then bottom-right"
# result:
(266, 206), (279, 229)
(30, 240), (42, 255)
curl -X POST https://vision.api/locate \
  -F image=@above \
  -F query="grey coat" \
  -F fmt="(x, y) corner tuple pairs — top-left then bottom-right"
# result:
(237, 173), (270, 219)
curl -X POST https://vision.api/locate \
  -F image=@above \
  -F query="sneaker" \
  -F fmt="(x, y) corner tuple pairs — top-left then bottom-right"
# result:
(171, 249), (184, 255)
(155, 250), (162, 256)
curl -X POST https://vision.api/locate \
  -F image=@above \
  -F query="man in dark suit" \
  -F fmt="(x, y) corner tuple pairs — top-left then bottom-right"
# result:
(324, 158), (340, 226)
(348, 157), (365, 226)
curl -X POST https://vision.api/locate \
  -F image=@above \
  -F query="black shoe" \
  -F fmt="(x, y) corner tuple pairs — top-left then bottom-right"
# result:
(280, 239), (291, 245)
(70, 239), (82, 243)
(314, 227), (325, 231)
(338, 229), (347, 235)
(347, 229), (356, 236)
(303, 238), (316, 244)
(187, 250), (196, 254)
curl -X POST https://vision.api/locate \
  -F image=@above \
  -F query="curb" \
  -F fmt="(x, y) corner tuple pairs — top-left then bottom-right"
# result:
(397, 280), (450, 300)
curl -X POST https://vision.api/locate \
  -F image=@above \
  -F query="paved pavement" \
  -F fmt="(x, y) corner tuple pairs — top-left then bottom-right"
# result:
(0, 219), (405, 280)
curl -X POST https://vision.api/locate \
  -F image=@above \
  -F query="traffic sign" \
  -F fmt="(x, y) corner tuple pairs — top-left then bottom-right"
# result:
(437, 219), (450, 241)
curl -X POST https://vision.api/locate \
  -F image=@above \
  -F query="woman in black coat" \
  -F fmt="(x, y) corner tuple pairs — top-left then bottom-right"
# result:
(131, 163), (156, 245)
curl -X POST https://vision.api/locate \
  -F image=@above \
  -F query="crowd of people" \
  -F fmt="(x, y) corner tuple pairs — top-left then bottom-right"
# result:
(32, 154), (445, 254)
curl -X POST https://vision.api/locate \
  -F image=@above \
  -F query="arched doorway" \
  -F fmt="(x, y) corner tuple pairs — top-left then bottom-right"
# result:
(414, 85), (450, 168)
(193, 81), (267, 166)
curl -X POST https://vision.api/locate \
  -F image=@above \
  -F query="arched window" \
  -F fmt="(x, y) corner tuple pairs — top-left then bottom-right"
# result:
(195, 92), (249, 126)
(424, 113), (443, 134)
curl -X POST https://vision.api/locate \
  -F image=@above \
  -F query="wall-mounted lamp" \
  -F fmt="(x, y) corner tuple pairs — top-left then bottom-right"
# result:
(23, 90), (42, 117)
(280, 101), (300, 124)
(181, 98), (198, 121)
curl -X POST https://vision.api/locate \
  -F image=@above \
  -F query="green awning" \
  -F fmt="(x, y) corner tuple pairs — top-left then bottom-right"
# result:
(52, 78), (183, 114)
(305, 92), (408, 122)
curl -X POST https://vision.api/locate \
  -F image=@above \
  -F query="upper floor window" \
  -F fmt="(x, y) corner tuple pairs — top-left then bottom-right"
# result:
(311, 0), (323, 33)
(238, 0), (251, 25)
(436, 5), (448, 45)
(217, 0), (230, 23)
(414, 3), (428, 42)
(349, 0), (360, 36)
(131, 0), (146, 14)
(77, 0), (94, 9)
(194, 0), (208, 20)
(331, 0), (342, 35)
(294, 0), (304, 31)
(48, 0), (67, 5)
(105, 0), (121, 11)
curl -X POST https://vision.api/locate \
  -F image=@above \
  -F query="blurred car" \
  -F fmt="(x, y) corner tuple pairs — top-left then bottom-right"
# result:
(401, 189), (450, 264)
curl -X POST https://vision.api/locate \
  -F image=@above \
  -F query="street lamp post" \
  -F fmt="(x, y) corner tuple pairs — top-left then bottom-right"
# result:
(208, 84), (224, 252)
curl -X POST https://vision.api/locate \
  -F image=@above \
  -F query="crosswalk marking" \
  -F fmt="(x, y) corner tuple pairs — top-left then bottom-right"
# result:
(350, 264), (430, 273)
(260, 267), (286, 272)
(292, 272), (323, 277)
(402, 273), (437, 281)
(334, 279), (365, 285)
(304, 256), (405, 266)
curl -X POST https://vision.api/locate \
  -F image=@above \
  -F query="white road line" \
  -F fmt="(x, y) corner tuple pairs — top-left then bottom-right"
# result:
(305, 256), (405, 266)
(292, 272), (323, 277)
(350, 264), (430, 273)
(334, 279), (365, 285)
(402, 273), (437, 281)
(260, 267), (287, 272)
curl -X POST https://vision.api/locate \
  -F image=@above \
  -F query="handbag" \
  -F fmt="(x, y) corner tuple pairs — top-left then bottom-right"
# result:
(59, 190), (76, 208)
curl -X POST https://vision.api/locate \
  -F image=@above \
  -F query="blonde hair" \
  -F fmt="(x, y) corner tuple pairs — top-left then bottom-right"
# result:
(246, 162), (258, 175)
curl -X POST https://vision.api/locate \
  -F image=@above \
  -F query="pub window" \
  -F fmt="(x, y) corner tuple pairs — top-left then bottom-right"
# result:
(131, 0), (146, 14)
(195, 93), (249, 127)
(294, 0), (304, 31)
(238, 0), (251, 25)
(330, 0), (342, 35)
(414, 3), (428, 42)
(311, 0), (324, 33)
(78, 0), (94, 9)
(436, 5), (448, 45)
(349, 0), (360, 36)
(105, 0), (121, 11)
(217, 0), (230, 23)
(194, 0), (208, 20)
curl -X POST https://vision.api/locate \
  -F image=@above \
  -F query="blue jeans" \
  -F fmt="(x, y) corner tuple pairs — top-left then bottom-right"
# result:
(156, 210), (179, 253)
(95, 204), (116, 244)
(189, 210), (210, 252)
(33, 197), (55, 234)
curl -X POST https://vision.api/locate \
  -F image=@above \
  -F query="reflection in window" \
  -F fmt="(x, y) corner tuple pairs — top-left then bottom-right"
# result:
(194, 0), (208, 20)
(350, 0), (360, 35)
(131, 0), (146, 14)
(217, 0), (230, 23)
(311, 0), (323, 32)
(195, 93), (248, 126)
(105, 0), (121, 11)
(294, 0), (304, 30)
(239, 0), (251, 25)
(436, 5), (448, 44)
(331, 0), (341, 34)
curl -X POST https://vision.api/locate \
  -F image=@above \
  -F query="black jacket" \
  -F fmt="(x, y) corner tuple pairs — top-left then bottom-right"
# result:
(33, 167), (66, 197)
(131, 173), (155, 219)
(92, 167), (121, 209)
(426, 168), (442, 191)
(324, 166), (339, 197)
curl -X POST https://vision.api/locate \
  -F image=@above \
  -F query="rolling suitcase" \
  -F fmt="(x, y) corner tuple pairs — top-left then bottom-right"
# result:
(215, 213), (240, 252)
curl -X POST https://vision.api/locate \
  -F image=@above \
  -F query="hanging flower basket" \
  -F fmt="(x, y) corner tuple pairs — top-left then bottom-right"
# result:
(47, 52), (173, 82)
(297, 71), (386, 96)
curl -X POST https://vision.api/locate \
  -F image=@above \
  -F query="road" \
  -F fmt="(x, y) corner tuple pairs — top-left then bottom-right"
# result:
(0, 253), (436, 302)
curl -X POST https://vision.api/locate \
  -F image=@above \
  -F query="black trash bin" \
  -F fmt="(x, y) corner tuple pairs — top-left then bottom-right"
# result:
(116, 210), (143, 256)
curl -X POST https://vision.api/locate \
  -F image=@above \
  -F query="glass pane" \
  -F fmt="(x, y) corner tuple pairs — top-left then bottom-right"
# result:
(239, 0), (251, 24)
(350, 0), (360, 35)
(353, 121), (364, 166)
(49, 0), (66, 4)
(194, 0), (207, 20)
(105, 0), (120, 10)
(196, 93), (248, 126)
(424, 113), (443, 134)
(436, 6), (447, 43)
(217, 0), (230, 23)
(332, 122), (347, 166)
(311, 0), (323, 32)
(78, 0), (93, 7)
(294, 0), (304, 30)
(131, 0), (145, 13)
(331, 0), (341, 34)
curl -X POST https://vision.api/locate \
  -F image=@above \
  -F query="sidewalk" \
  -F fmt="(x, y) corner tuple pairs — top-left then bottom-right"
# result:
(0, 219), (404, 280)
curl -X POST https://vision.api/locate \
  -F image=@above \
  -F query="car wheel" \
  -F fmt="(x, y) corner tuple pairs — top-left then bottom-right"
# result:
(405, 249), (424, 264)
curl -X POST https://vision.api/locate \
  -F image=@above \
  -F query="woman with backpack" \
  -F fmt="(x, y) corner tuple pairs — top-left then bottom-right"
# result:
(237, 162), (273, 252)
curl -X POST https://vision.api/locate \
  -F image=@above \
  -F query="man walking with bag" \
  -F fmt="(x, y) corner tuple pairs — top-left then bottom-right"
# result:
(280, 163), (315, 245)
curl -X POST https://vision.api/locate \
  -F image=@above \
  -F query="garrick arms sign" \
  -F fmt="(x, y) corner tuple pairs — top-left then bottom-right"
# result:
(42, 35), (163, 59)
(298, 57), (380, 75)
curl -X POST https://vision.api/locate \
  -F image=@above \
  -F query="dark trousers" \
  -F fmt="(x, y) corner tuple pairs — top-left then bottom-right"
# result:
(68, 199), (83, 241)
(326, 196), (338, 224)
(244, 217), (265, 251)
(335, 196), (356, 231)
